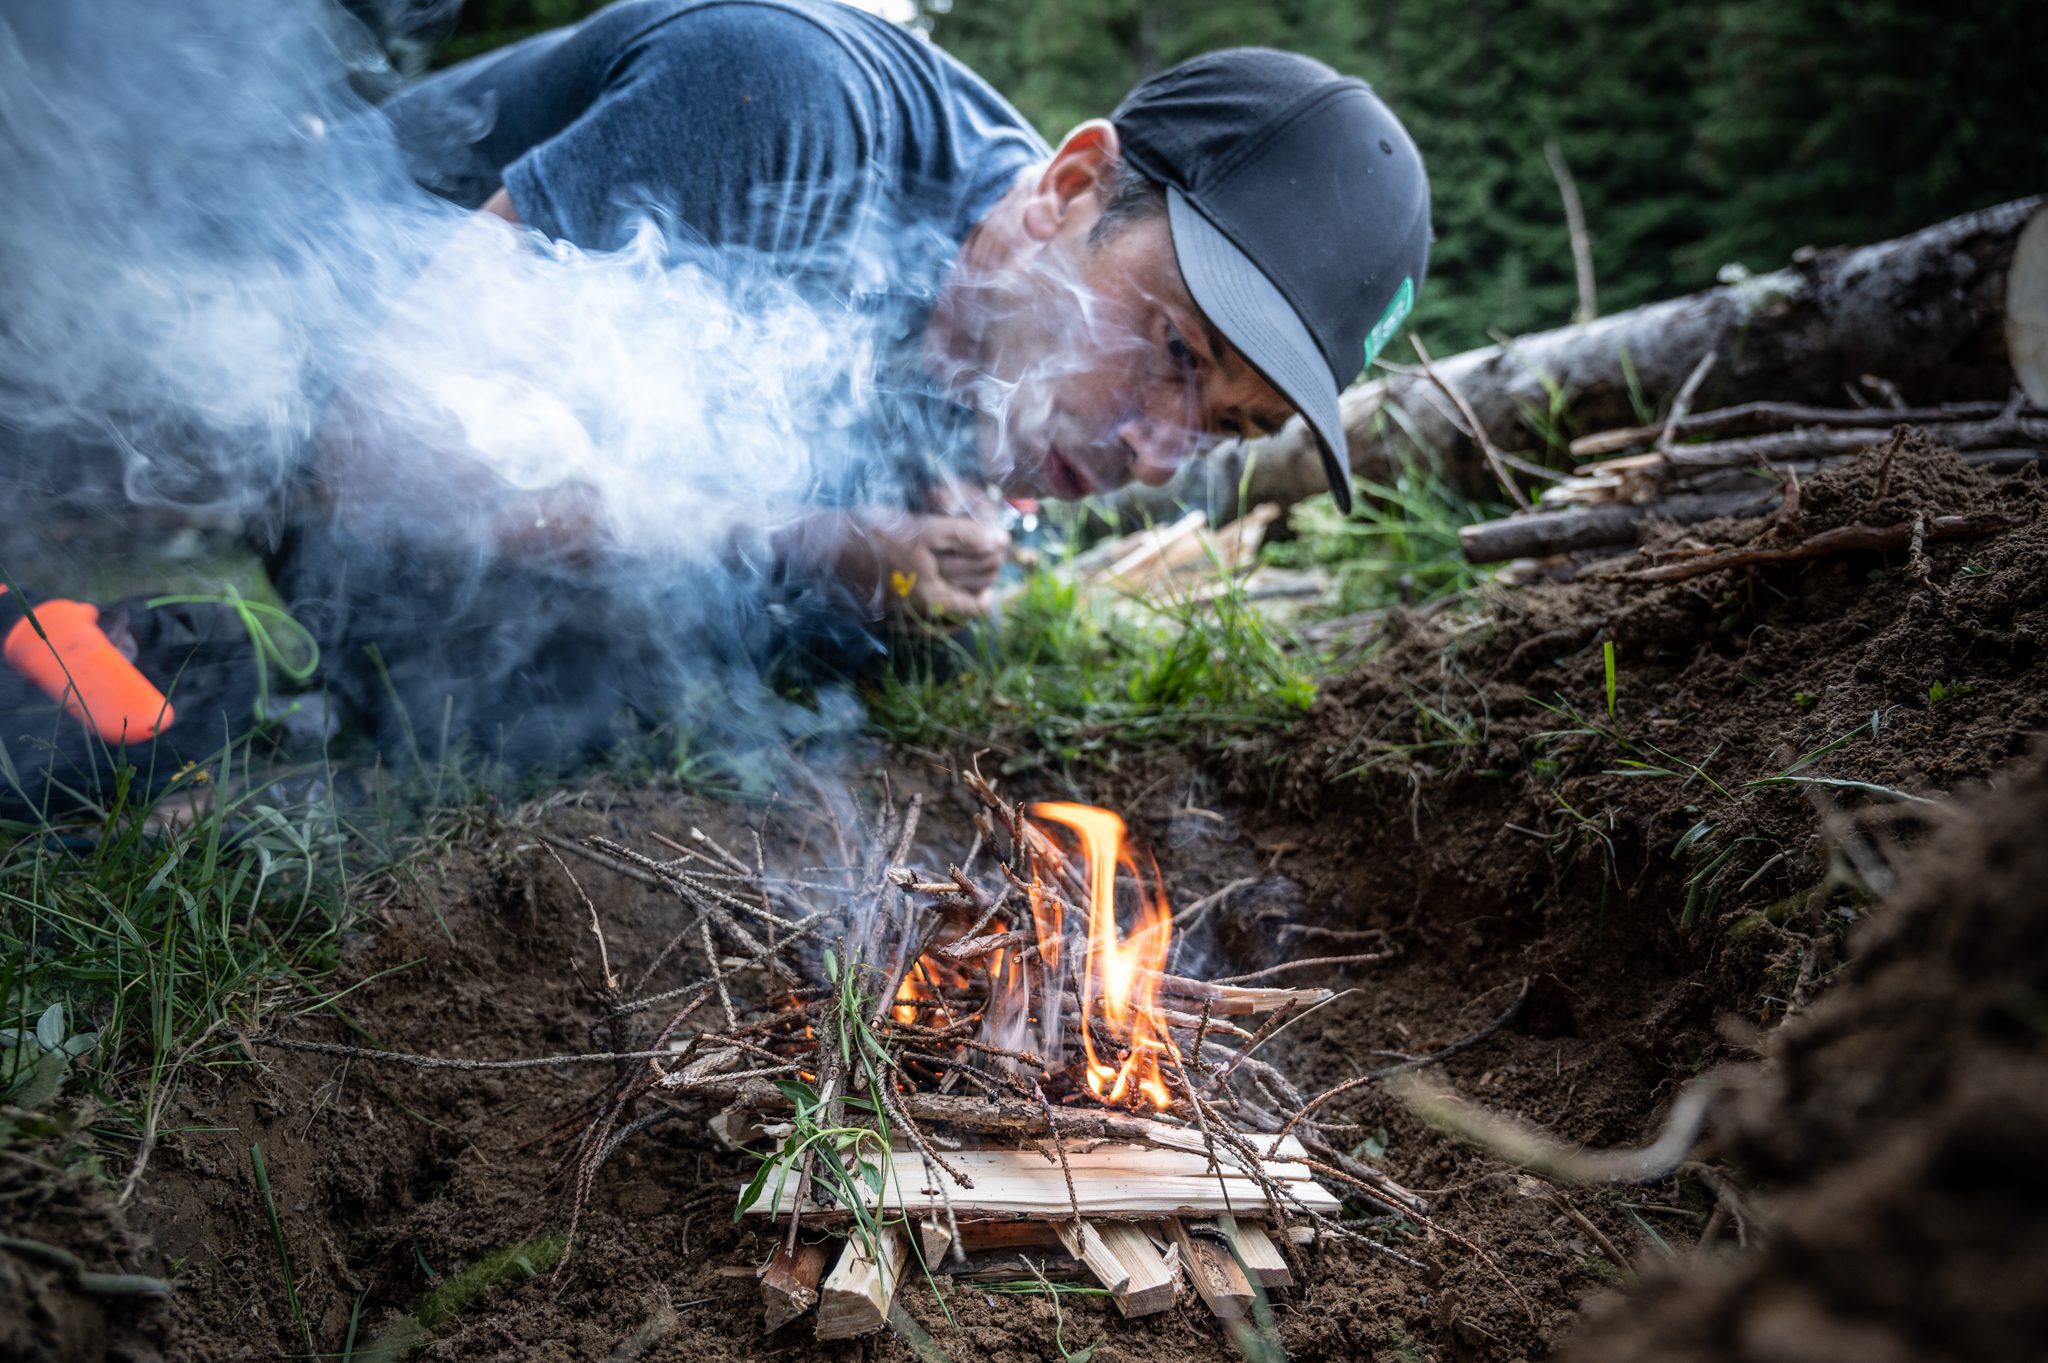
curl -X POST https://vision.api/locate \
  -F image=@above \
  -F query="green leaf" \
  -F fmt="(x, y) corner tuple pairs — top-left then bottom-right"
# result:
(1673, 820), (1716, 857)
(35, 1003), (63, 1051)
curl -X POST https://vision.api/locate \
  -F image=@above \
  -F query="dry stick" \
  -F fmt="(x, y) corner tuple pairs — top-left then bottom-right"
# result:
(1270, 979), (1530, 1151)
(1209, 1003), (1300, 1090)
(699, 918), (740, 1029)
(1168, 876), (1258, 932)
(1657, 349), (1719, 452)
(1570, 397), (2038, 459)
(1544, 139), (1596, 324)
(604, 908), (835, 1021)
(1033, 1083), (1087, 1236)
(593, 837), (799, 958)
(250, 1035), (692, 1071)
(541, 845), (619, 994)
(1189, 996), (1216, 1074)
(1552, 1195), (1634, 1282)
(872, 1078), (974, 1190)
(1413, 334), (1532, 511)
(1210, 952), (1395, 986)
(1626, 513), (2021, 583)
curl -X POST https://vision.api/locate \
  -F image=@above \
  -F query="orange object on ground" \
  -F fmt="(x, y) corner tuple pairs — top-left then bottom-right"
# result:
(0, 587), (175, 744)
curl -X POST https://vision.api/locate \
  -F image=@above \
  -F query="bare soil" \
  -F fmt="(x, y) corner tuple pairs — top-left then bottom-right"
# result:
(11, 436), (2048, 1362)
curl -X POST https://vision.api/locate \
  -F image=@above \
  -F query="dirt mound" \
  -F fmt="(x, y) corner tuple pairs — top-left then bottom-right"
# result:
(1566, 748), (2048, 1363)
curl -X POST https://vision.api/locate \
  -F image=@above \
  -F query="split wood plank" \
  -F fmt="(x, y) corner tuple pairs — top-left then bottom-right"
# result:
(1218, 1215), (1292, 1288)
(760, 1241), (829, 1331)
(741, 1145), (1339, 1221)
(1170, 1219), (1254, 1320)
(1055, 1220), (1178, 1317)
(815, 1225), (910, 1340)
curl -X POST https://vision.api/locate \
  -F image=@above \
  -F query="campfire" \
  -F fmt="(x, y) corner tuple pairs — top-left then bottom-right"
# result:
(540, 768), (1426, 1339)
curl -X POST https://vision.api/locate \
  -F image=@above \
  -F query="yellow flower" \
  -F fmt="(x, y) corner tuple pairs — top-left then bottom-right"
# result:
(890, 570), (917, 599)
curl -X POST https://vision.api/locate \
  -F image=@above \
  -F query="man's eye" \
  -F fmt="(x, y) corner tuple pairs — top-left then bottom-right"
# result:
(1165, 333), (1196, 373)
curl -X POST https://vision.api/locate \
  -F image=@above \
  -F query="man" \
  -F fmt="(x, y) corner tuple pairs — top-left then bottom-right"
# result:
(287, 0), (1427, 759)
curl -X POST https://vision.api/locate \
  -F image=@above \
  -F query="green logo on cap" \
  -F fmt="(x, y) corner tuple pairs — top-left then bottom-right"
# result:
(1363, 276), (1415, 369)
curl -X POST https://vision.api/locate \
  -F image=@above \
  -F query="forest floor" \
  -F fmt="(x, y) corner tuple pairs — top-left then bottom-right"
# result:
(7, 435), (2048, 1362)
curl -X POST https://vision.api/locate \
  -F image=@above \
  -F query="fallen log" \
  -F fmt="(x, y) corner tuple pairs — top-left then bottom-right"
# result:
(1122, 197), (2045, 520)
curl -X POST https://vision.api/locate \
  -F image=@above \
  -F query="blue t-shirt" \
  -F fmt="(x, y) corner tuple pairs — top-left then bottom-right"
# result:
(384, 0), (1046, 501)
(387, 0), (1043, 292)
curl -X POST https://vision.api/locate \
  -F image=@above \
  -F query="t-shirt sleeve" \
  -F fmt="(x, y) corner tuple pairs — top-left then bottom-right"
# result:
(501, 4), (880, 268)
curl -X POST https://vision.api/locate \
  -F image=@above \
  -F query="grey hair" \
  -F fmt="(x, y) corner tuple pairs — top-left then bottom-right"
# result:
(1087, 156), (1168, 248)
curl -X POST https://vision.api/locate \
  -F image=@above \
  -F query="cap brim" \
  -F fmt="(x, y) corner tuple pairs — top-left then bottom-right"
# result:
(1165, 187), (1353, 514)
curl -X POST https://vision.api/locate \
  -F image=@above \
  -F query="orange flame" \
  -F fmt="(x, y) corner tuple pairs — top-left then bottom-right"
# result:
(1031, 802), (1177, 1110)
(892, 958), (953, 1028)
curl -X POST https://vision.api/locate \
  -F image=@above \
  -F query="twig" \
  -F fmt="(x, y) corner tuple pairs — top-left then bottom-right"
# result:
(249, 1035), (686, 1071)
(1627, 513), (2021, 582)
(1210, 952), (1395, 985)
(1413, 335), (1532, 510)
(1168, 876), (1257, 932)
(1269, 978), (1529, 1150)
(1544, 139), (1596, 324)
(1657, 350), (1718, 452)
(1033, 1082), (1085, 1236)
(1210, 1003), (1299, 1088)
(1552, 1195), (1633, 1282)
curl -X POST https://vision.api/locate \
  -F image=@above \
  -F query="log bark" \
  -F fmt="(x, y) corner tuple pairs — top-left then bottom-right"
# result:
(760, 1241), (829, 1331)
(1127, 197), (2044, 520)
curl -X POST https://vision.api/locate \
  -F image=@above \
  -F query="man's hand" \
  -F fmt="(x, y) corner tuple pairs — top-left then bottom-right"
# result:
(776, 507), (1010, 622)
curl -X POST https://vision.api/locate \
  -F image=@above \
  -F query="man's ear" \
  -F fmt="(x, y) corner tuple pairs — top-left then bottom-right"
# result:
(1021, 119), (1121, 243)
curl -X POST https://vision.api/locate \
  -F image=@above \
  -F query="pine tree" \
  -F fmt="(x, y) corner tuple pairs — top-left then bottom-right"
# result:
(1690, 0), (2048, 275)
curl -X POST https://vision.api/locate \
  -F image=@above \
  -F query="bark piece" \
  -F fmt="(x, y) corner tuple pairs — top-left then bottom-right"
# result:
(1170, 1219), (1255, 1320)
(815, 1226), (911, 1341)
(760, 1241), (829, 1332)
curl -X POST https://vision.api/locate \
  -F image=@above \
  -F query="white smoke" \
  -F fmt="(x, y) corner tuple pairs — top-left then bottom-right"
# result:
(0, 0), (929, 770)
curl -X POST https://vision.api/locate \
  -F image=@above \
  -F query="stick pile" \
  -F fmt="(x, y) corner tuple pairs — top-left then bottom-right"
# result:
(533, 767), (1445, 1338)
(1459, 389), (2046, 566)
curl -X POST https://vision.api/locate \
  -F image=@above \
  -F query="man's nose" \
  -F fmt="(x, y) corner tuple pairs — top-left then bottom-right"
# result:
(1119, 415), (1203, 488)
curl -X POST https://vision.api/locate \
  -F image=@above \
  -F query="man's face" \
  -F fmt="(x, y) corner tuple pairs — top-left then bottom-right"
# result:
(967, 211), (1296, 501)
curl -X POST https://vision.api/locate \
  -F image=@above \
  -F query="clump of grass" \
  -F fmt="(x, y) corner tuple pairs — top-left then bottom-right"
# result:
(1260, 458), (1499, 617)
(866, 561), (1323, 767)
(0, 729), (396, 1182)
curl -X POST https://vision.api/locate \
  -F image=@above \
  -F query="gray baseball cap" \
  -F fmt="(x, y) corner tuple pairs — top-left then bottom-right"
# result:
(1112, 50), (1431, 513)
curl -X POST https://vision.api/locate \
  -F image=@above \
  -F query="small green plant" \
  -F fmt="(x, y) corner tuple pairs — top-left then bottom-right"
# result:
(866, 553), (1323, 765)
(0, 1002), (99, 1112)
(1261, 456), (1499, 617)
(1602, 640), (1618, 718)
(1927, 679), (1974, 707)
(1792, 691), (1819, 711)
